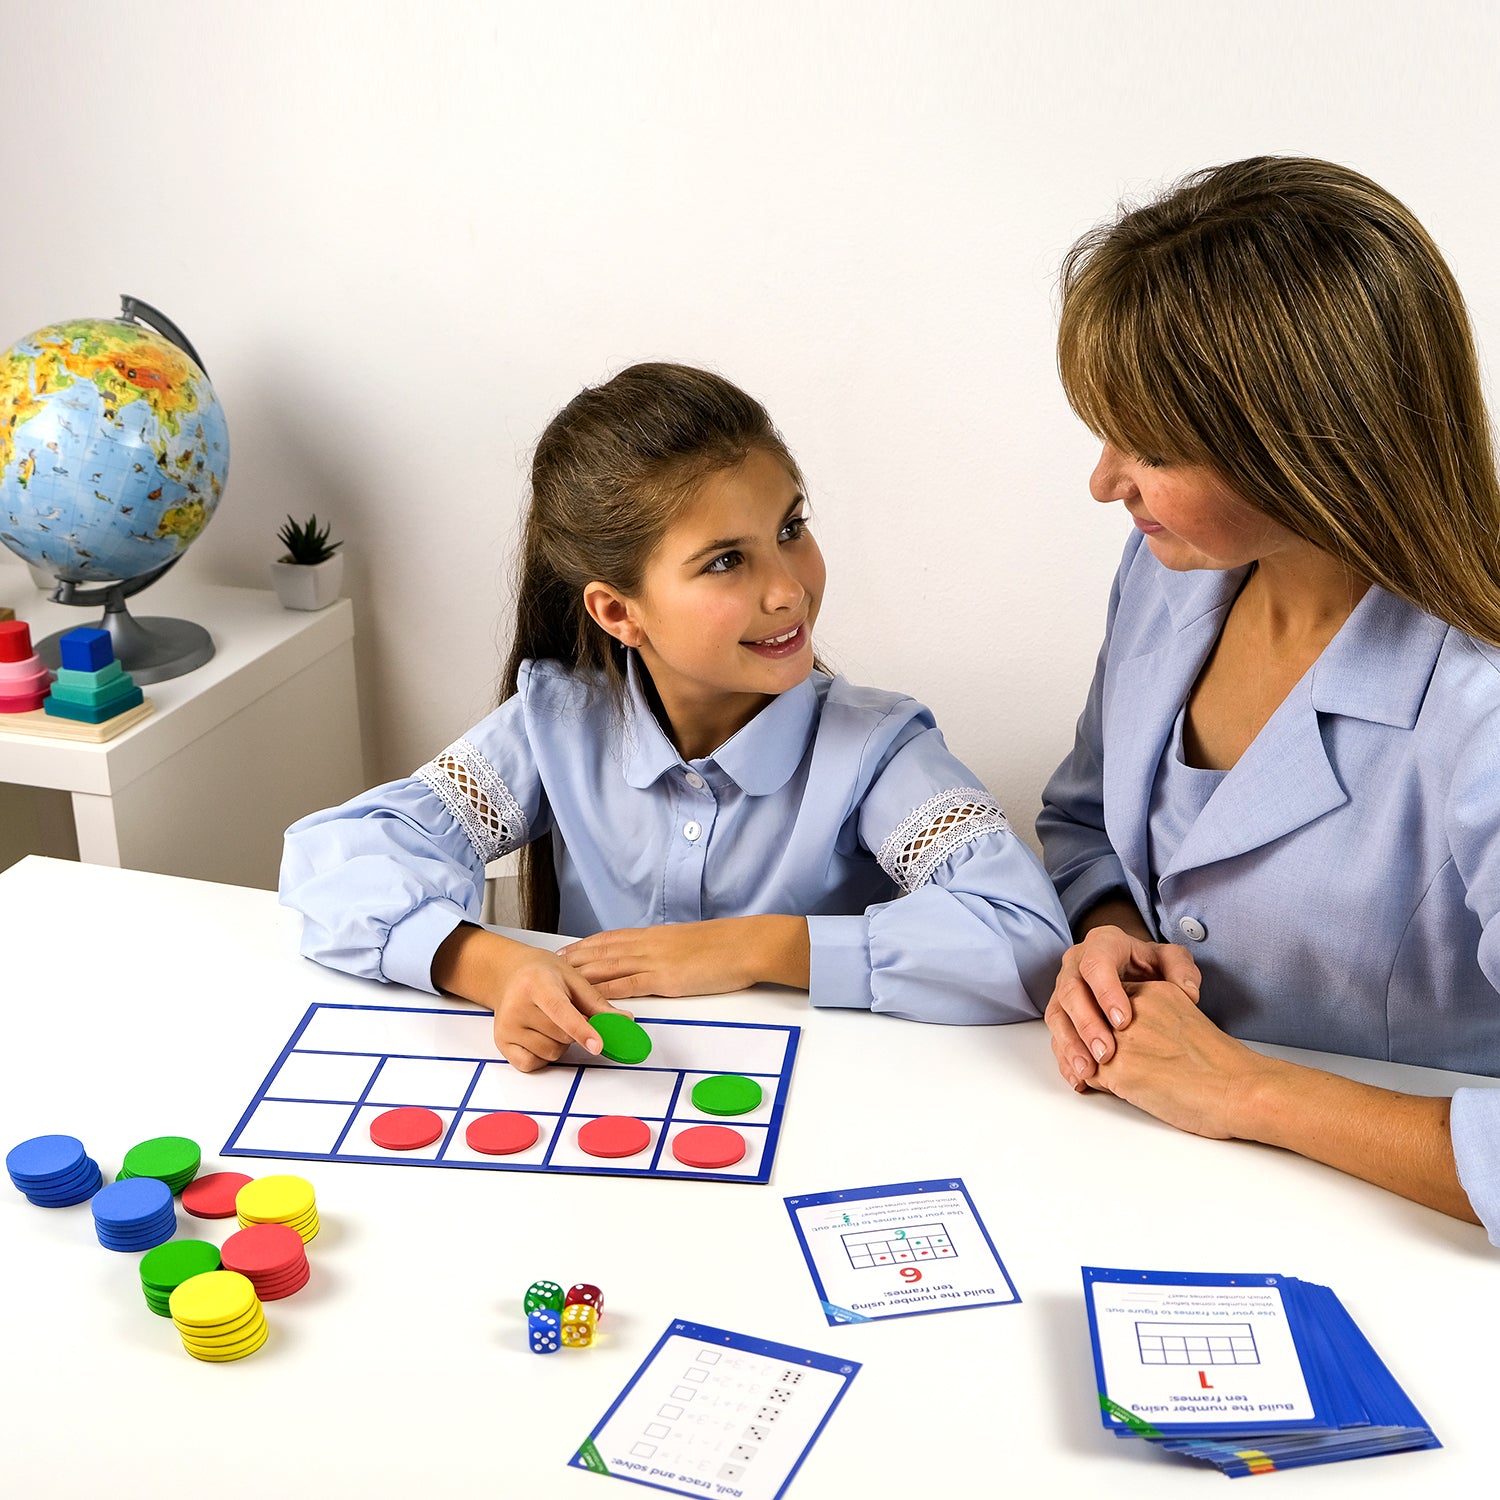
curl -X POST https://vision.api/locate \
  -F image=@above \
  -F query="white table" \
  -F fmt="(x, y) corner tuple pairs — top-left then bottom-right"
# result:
(1, 856), (1494, 1498)
(0, 561), (364, 889)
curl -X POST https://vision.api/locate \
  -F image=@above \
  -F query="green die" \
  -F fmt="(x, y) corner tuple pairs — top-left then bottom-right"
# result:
(525, 1279), (564, 1315)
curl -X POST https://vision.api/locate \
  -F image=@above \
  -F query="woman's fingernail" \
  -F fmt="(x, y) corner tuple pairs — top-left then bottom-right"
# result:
(1072, 1054), (1088, 1076)
(1091, 1039), (1107, 1061)
(1109, 1008), (1124, 1026)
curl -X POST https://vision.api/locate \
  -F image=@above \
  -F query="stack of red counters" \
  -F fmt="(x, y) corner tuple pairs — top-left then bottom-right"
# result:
(219, 1221), (311, 1301)
(0, 621), (52, 713)
(181, 1171), (253, 1220)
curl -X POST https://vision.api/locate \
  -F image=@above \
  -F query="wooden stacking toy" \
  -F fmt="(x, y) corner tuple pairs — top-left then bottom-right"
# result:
(44, 627), (144, 724)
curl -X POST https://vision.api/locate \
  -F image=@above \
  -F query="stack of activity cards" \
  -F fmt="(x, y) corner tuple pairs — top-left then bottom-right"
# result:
(235, 1174), (319, 1242)
(1083, 1266), (1439, 1477)
(90, 1178), (177, 1252)
(220, 1222), (311, 1301)
(139, 1240), (223, 1317)
(117, 1136), (201, 1195)
(6, 1134), (104, 1206)
(168, 1270), (269, 1363)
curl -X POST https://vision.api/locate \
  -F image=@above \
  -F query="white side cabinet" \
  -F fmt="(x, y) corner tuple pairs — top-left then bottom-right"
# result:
(0, 562), (365, 889)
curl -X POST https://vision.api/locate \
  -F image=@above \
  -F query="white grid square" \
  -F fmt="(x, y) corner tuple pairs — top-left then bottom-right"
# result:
(570, 1068), (678, 1117)
(675, 1073), (775, 1126)
(545, 1116), (662, 1171)
(366, 1056), (482, 1107)
(443, 1110), (553, 1165)
(336, 1103), (457, 1160)
(232, 1098), (357, 1154)
(267, 1051), (380, 1101)
(465, 1061), (578, 1112)
(661, 1122), (767, 1177)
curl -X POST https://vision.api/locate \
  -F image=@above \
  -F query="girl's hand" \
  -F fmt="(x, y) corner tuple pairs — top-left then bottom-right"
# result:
(1085, 980), (1274, 1139)
(490, 947), (626, 1072)
(559, 915), (810, 1001)
(432, 926), (624, 1073)
(1045, 924), (1202, 1087)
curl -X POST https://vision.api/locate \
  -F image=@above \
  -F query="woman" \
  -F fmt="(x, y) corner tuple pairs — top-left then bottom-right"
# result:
(1039, 155), (1500, 1237)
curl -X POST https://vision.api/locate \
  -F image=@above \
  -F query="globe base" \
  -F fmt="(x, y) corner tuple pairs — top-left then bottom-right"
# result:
(35, 608), (214, 685)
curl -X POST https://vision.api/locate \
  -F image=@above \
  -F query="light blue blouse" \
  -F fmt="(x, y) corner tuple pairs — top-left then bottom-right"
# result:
(280, 656), (1070, 1025)
(1039, 530), (1500, 1242)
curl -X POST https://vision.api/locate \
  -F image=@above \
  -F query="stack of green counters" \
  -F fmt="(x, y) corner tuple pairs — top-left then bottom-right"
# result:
(118, 1136), (202, 1196)
(139, 1239), (222, 1317)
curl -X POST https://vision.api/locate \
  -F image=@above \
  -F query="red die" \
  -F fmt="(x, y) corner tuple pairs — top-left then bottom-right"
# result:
(565, 1283), (603, 1319)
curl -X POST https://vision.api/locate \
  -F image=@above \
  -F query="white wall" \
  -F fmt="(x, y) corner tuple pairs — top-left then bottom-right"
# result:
(6, 1), (1498, 846)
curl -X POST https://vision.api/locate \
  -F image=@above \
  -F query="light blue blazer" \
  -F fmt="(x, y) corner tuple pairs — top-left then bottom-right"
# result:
(1039, 531), (1500, 1237)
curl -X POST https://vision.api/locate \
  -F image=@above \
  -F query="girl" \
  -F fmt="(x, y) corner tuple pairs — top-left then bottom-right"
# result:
(1038, 157), (1500, 1238)
(282, 363), (1069, 1070)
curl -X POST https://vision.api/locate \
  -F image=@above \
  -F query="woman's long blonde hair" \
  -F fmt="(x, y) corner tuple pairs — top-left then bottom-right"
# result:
(1058, 155), (1500, 644)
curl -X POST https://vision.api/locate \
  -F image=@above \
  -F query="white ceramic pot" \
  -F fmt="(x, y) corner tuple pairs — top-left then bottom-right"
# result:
(270, 552), (344, 611)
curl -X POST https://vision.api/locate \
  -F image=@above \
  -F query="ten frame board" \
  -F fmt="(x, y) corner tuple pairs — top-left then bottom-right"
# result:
(223, 1003), (800, 1184)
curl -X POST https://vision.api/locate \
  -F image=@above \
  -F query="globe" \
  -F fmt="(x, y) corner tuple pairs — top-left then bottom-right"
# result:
(0, 301), (229, 682)
(0, 315), (228, 584)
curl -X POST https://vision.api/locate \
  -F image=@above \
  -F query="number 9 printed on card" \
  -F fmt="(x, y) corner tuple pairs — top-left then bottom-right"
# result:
(223, 1004), (799, 1184)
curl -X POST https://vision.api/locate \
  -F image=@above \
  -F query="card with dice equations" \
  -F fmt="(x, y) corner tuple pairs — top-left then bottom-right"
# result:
(571, 1319), (859, 1498)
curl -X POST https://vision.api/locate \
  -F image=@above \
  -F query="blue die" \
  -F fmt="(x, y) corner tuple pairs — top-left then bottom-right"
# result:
(528, 1309), (561, 1353)
(58, 627), (114, 673)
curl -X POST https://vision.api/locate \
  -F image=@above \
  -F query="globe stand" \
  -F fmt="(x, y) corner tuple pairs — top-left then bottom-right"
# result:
(33, 560), (215, 685)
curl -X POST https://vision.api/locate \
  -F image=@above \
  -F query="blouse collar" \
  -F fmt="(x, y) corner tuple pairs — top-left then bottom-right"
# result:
(621, 651), (820, 795)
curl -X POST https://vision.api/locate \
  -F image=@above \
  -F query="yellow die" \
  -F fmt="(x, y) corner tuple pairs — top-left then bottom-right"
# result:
(561, 1303), (597, 1348)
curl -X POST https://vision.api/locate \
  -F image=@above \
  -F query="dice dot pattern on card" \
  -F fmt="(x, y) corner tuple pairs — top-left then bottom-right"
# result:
(624, 1343), (815, 1478)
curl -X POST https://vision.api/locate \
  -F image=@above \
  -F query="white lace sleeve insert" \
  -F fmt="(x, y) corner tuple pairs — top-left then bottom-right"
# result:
(414, 737), (528, 865)
(876, 786), (1011, 894)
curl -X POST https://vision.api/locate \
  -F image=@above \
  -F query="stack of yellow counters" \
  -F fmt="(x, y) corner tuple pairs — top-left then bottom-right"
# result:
(235, 1174), (319, 1242)
(168, 1270), (268, 1362)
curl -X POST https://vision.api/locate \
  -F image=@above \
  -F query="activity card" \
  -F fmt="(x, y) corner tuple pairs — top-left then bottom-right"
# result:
(783, 1177), (1018, 1325)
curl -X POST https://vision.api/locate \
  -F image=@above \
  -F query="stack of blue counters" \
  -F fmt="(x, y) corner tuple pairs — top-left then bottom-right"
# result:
(6, 1135), (105, 1206)
(91, 1176), (176, 1252)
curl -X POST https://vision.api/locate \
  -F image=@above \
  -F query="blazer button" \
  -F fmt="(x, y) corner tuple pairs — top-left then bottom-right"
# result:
(683, 820), (703, 842)
(1177, 916), (1207, 943)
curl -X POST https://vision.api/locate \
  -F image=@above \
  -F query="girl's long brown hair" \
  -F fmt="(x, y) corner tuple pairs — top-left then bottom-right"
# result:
(501, 362), (805, 930)
(1058, 155), (1500, 644)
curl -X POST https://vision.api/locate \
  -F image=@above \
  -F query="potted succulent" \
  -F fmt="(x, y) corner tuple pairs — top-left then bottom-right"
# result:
(270, 514), (344, 611)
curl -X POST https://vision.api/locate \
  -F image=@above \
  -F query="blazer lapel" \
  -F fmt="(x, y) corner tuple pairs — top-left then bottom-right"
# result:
(1159, 583), (1445, 881)
(1104, 566), (1243, 915)
(1159, 678), (1345, 878)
